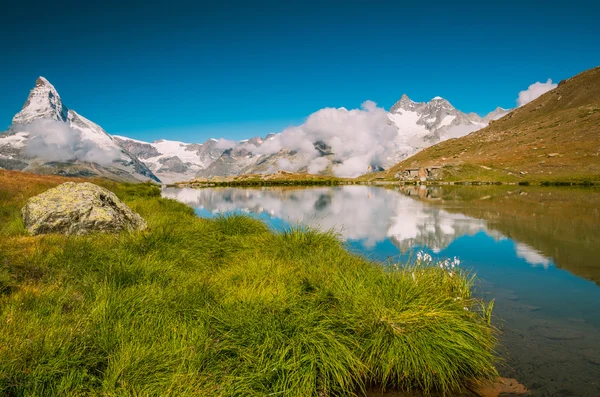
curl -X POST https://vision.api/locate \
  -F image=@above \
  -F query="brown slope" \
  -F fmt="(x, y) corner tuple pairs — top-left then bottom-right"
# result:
(382, 66), (600, 182)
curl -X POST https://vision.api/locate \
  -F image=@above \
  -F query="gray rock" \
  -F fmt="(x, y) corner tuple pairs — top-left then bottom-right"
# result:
(22, 182), (147, 235)
(157, 156), (189, 173)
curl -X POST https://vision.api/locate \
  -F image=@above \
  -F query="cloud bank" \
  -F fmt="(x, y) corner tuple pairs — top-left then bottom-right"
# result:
(20, 119), (120, 165)
(216, 101), (400, 178)
(517, 79), (557, 107)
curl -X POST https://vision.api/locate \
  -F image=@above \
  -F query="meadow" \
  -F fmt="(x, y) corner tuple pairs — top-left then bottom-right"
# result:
(0, 171), (497, 396)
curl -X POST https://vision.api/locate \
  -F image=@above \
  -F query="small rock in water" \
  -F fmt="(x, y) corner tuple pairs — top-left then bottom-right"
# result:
(22, 182), (147, 235)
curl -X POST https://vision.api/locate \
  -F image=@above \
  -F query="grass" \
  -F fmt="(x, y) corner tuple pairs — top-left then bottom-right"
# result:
(176, 172), (354, 187)
(0, 170), (497, 396)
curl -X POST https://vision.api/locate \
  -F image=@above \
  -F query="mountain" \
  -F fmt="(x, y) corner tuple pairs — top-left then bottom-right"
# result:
(0, 77), (159, 183)
(387, 94), (495, 161)
(381, 66), (600, 182)
(113, 136), (226, 183)
(194, 134), (331, 178)
(191, 97), (508, 179)
(482, 107), (511, 123)
(1, 77), (513, 182)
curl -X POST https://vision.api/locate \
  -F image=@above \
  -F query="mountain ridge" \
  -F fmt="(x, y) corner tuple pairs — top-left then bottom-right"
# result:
(2, 76), (515, 182)
(380, 66), (600, 182)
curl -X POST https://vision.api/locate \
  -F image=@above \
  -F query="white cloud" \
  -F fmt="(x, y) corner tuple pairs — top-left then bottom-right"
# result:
(214, 138), (238, 150)
(517, 79), (558, 107)
(253, 101), (400, 178)
(515, 242), (552, 268)
(276, 158), (300, 172)
(307, 157), (330, 174)
(20, 119), (120, 165)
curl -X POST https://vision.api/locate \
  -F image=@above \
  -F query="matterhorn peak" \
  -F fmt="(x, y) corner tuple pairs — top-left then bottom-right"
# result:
(12, 76), (69, 125)
(35, 76), (52, 87)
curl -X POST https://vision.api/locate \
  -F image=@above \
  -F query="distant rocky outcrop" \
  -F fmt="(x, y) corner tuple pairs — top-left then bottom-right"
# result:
(22, 182), (147, 235)
(112, 136), (226, 183)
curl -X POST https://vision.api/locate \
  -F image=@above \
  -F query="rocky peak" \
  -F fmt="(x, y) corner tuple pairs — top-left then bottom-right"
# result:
(483, 106), (512, 122)
(247, 136), (264, 146)
(35, 76), (50, 87)
(12, 76), (69, 124)
(427, 96), (455, 111)
(390, 94), (421, 113)
(467, 112), (484, 124)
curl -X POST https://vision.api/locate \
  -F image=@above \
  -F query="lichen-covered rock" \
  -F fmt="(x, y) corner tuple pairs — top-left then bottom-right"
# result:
(22, 182), (147, 235)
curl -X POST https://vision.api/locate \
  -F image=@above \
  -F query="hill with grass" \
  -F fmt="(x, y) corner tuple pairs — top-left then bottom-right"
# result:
(378, 66), (600, 183)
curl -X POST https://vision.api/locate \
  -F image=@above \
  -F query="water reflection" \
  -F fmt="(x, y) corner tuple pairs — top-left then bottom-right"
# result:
(402, 184), (600, 284)
(163, 185), (551, 267)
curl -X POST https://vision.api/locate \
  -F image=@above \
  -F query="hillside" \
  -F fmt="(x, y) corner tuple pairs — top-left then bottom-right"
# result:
(379, 66), (600, 183)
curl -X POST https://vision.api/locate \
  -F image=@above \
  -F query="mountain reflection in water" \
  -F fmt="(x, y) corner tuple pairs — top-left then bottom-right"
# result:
(163, 185), (554, 267)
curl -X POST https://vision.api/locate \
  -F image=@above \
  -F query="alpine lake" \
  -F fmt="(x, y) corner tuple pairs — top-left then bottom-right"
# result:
(163, 184), (600, 397)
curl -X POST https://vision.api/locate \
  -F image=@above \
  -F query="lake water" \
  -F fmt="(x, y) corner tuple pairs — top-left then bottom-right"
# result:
(162, 185), (600, 397)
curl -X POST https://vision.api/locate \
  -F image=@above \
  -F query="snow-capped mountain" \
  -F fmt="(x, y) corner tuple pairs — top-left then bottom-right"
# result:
(191, 97), (512, 179)
(113, 136), (226, 183)
(388, 94), (499, 161)
(12, 77), (70, 124)
(0, 77), (159, 182)
(1, 77), (513, 182)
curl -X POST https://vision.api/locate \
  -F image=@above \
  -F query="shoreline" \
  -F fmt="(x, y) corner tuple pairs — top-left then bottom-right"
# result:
(169, 179), (598, 188)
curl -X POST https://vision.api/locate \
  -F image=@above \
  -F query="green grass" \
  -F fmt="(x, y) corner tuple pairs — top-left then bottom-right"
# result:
(0, 175), (498, 396)
(177, 176), (354, 188)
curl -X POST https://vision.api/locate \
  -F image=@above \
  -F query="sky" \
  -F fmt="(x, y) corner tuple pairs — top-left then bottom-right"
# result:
(1, 0), (599, 143)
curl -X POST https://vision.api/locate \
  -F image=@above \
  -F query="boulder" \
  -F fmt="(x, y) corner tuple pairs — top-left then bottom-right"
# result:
(22, 182), (147, 235)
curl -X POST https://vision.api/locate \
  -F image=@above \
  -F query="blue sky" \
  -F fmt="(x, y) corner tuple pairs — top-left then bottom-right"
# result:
(1, 0), (598, 142)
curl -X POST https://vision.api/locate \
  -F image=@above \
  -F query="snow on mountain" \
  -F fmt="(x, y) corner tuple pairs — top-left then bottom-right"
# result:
(12, 77), (69, 124)
(0, 77), (159, 183)
(113, 136), (227, 183)
(387, 94), (504, 161)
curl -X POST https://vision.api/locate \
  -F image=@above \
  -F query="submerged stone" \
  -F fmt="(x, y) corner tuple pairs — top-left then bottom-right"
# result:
(22, 182), (147, 235)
